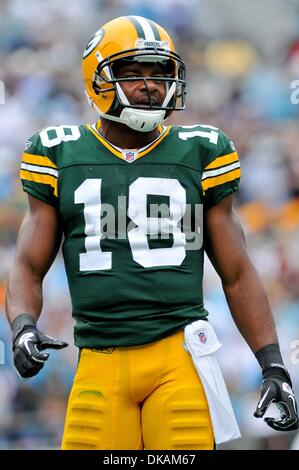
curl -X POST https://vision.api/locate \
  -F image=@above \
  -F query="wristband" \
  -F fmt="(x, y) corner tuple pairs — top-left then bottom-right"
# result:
(254, 343), (292, 385)
(11, 313), (36, 342)
(255, 343), (285, 370)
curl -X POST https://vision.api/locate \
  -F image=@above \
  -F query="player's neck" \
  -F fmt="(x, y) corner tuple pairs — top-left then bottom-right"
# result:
(98, 119), (160, 149)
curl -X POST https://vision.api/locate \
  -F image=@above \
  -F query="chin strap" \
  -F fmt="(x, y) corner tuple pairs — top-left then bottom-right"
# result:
(85, 91), (166, 132)
(109, 107), (166, 132)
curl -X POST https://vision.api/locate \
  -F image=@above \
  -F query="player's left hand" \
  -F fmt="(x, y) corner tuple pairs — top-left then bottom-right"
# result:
(13, 325), (68, 378)
(254, 367), (299, 431)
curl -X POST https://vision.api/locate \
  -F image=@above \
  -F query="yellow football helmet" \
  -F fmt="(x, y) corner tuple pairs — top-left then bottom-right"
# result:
(82, 16), (186, 132)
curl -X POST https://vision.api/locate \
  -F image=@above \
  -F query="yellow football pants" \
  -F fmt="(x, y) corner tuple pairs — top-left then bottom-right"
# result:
(61, 330), (214, 450)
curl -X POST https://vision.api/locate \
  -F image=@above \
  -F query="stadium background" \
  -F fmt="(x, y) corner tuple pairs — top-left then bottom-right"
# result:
(0, 0), (299, 450)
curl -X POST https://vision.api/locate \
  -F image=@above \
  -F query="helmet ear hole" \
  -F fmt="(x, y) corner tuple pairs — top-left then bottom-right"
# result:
(110, 96), (120, 112)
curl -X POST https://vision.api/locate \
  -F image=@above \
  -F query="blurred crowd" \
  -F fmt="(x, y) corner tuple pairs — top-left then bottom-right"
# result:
(0, 0), (299, 450)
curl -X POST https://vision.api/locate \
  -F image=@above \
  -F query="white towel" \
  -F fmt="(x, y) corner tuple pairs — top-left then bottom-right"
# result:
(184, 320), (241, 445)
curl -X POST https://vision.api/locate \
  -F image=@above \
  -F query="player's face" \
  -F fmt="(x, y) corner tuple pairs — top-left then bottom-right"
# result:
(114, 61), (168, 108)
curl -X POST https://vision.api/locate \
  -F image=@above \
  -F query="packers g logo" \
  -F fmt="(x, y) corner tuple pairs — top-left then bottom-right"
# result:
(83, 29), (105, 59)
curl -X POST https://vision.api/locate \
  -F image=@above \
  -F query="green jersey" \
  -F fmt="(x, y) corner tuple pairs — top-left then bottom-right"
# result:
(20, 122), (240, 348)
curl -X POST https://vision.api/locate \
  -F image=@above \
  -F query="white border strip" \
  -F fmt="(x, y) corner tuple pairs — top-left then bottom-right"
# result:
(21, 163), (58, 177)
(202, 162), (240, 180)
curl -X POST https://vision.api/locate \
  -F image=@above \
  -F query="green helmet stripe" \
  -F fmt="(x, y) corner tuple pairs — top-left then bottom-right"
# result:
(127, 16), (146, 39)
(147, 20), (161, 41)
(128, 16), (161, 42)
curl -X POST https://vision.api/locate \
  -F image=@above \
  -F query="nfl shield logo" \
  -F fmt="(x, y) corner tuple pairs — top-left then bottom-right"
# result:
(125, 151), (135, 162)
(198, 331), (207, 343)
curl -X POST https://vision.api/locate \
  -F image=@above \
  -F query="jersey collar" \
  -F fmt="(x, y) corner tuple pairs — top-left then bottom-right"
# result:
(86, 122), (171, 162)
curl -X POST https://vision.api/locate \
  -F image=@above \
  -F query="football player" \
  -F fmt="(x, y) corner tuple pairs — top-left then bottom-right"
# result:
(6, 16), (298, 449)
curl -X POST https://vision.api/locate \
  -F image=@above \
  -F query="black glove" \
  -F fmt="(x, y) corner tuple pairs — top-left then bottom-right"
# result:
(12, 314), (68, 378)
(254, 344), (299, 431)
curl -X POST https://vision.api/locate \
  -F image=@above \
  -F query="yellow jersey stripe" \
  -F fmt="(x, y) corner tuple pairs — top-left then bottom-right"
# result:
(202, 168), (241, 192)
(205, 151), (238, 170)
(20, 170), (58, 197)
(86, 124), (171, 161)
(87, 124), (121, 157)
(22, 153), (57, 169)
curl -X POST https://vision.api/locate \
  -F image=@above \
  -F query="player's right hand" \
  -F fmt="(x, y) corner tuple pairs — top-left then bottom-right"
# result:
(13, 326), (68, 378)
(254, 367), (299, 431)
